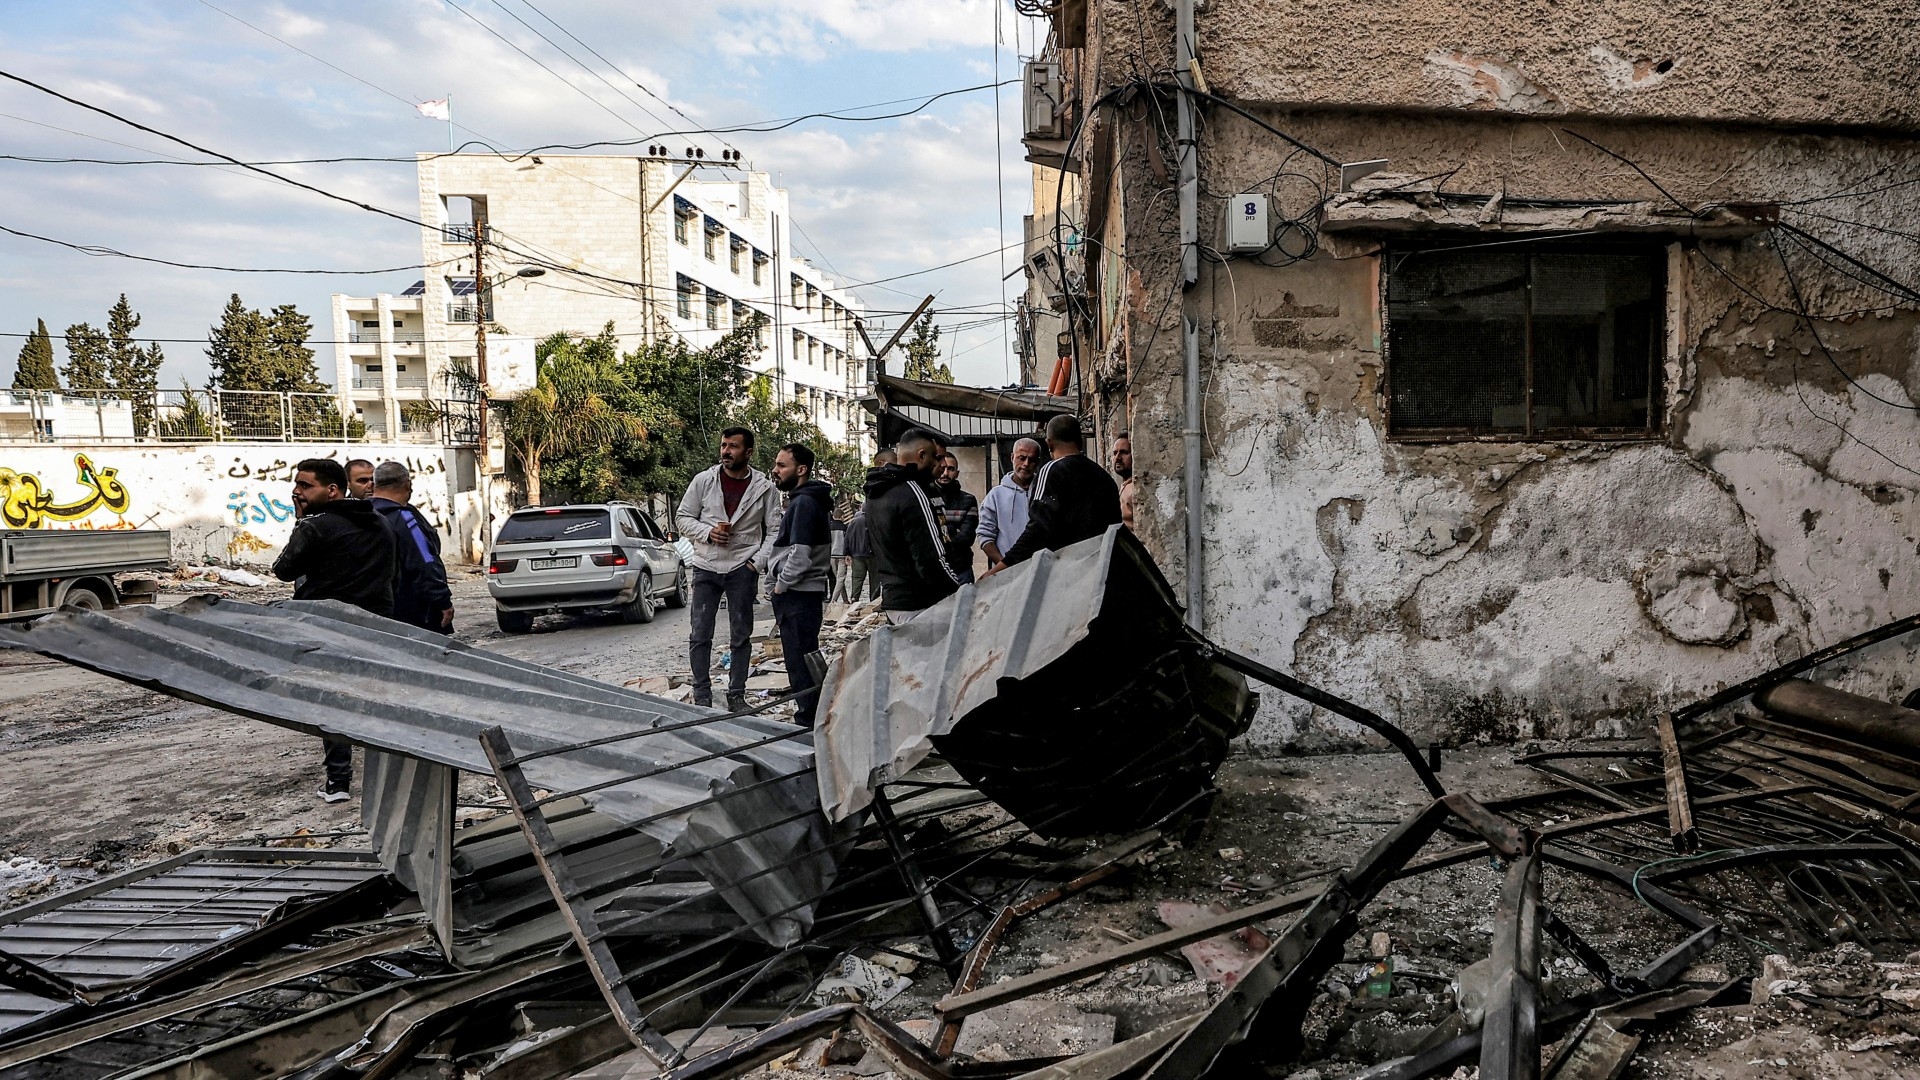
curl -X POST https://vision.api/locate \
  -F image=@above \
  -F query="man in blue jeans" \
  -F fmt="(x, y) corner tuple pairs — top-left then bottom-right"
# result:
(768, 443), (833, 726)
(675, 427), (782, 710)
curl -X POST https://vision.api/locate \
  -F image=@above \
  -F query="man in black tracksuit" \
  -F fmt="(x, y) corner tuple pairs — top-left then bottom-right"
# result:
(864, 427), (964, 621)
(768, 444), (834, 726)
(996, 413), (1123, 568)
(272, 457), (397, 803)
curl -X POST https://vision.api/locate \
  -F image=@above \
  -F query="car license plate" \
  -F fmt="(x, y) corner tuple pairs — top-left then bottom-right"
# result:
(530, 557), (577, 570)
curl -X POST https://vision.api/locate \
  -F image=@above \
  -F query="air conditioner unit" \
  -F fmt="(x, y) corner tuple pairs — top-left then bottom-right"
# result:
(1023, 62), (1065, 140)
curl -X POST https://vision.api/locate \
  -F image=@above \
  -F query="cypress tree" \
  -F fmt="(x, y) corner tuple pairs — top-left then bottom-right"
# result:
(61, 322), (111, 391)
(10, 319), (59, 390)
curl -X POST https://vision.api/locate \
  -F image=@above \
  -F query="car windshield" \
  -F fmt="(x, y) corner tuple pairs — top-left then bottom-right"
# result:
(496, 509), (611, 543)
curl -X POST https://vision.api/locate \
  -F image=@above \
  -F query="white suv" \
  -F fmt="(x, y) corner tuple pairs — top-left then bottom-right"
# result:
(487, 502), (688, 634)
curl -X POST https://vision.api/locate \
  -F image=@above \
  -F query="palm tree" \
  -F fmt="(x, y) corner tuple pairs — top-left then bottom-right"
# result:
(489, 333), (647, 506)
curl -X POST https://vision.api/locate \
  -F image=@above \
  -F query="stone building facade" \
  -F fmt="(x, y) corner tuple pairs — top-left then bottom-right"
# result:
(335, 155), (869, 451)
(1033, 0), (1920, 746)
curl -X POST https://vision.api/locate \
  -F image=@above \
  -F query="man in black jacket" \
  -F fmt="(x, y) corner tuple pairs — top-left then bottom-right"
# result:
(991, 414), (1122, 570)
(864, 428), (963, 621)
(271, 457), (397, 803)
(368, 461), (453, 634)
(768, 444), (833, 726)
(934, 452), (979, 584)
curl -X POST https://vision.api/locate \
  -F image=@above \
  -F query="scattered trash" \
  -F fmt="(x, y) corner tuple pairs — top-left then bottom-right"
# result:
(809, 954), (914, 1007)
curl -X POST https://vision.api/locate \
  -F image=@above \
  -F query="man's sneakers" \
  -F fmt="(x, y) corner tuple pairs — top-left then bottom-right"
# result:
(318, 779), (351, 803)
(726, 692), (748, 712)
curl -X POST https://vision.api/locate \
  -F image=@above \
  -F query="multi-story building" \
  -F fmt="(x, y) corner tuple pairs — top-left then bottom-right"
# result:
(334, 155), (870, 452)
(329, 287), (430, 440)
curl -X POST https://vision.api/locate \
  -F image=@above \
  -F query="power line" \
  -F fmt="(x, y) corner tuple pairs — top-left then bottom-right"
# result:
(438, 0), (651, 136)
(479, 0), (680, 136)
(0, 221), (444, 274)
(196, 0), (417, 109)
(512, 0), (735, 153)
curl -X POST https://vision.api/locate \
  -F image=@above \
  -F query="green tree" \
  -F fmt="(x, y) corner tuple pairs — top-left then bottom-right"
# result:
(493, 328), (649, 506)
(900, 313), (952, 383)
(106, 294), (165, 434)
(154, 377), (213, 439)
(207, 294), (340, 439)
(10, 319), (58, 390)
(729, 377), (866, 503)
(61, 322), (111, 391)
(607, 317), (760, 503)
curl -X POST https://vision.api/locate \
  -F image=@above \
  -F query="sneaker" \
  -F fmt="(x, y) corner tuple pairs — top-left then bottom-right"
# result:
(726, 692), (748, 712)
(318, 780), (351, 804)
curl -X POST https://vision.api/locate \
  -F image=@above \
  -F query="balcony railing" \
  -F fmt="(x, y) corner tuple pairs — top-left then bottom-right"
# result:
(441, 223), (485, 244)
(349, 330), (427, 344)
(0, 388), (482, 446)
(447, 302), (493, 324)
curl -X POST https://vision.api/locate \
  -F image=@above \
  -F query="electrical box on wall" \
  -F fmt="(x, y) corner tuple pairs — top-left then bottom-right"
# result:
(1225, 194), (1270, 253)
(1023, 62), (1065, 140)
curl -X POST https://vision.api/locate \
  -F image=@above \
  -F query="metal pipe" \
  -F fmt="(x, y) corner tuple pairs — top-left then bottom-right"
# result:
(1175, 0), (1203, 632)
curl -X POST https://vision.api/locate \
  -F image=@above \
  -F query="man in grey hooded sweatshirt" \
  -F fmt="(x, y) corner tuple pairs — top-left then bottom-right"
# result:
(676, 427), (782, 709)
(768, 443), (833, 727)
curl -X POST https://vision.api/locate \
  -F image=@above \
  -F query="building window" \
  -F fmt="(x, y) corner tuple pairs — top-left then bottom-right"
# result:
(707, 291), (726, 330)
(704, 218), (724, 260)
(730, 238), (746, 274)
(1385, 242), (1666, 438)
(805, 284), (818, 312)
(791, 274), (804, 309)
(674, 198), (695, 244)
(361, 319), (379, 328)
(752, 250), (767, 285)
(677, 274), (697, 320)
(733, 300), (752, 329)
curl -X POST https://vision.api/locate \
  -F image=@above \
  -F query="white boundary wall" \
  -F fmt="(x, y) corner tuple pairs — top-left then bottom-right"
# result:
(0, 443), (504, 567)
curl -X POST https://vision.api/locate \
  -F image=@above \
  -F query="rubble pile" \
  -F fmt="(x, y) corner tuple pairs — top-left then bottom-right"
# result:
(3, 536), (1920, 1079)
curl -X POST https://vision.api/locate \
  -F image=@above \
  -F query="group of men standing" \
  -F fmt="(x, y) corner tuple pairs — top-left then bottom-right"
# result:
(269, 457), (454, 802)
(674, 413), (1130, 734)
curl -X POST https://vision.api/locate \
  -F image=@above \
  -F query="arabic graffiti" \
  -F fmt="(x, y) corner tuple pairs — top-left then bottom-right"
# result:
(226, 491), (297, 526)
(224, 452), (443, 481)
(0, 453), (134, 529)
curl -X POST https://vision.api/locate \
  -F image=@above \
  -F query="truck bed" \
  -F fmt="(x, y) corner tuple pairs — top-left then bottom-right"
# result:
(1, 530), (172, 580)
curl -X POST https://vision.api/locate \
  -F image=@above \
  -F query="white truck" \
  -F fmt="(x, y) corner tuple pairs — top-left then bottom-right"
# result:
(0, 529), (170, 620)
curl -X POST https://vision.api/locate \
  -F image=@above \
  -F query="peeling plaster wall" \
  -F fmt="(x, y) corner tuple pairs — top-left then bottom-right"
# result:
(1100, 105), (1920, 748)
(1089, 0), (1920, 131)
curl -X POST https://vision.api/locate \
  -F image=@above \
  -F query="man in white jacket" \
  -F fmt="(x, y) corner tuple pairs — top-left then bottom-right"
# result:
(675, 427), (782, 709)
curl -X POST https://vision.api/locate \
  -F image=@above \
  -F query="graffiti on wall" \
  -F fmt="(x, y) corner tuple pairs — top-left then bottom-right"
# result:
(224, 453), (443, 483)
(226, 491), (297, 525)
(0, 453), (133, 529)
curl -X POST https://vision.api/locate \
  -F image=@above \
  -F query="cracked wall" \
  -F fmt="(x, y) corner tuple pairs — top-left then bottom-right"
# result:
(1102, 107), (1920, 748)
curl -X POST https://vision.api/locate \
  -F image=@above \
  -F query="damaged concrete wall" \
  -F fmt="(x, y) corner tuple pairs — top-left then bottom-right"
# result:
(1086, 0), (1920, 131)
(1099, 103), (1920, 747)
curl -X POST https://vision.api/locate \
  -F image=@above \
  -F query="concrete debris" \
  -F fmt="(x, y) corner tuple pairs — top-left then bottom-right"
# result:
(8, 592), (1920, 1080)
(952, 1000), (1117, 1061)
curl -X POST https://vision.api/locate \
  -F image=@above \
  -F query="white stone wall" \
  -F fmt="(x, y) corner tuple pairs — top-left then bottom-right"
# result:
(0, 443), (499, 568)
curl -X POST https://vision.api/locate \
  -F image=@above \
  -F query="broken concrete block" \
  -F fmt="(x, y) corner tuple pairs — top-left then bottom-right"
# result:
(1157, 900), (1271, 988)
(952, 1000), (1116, 1062)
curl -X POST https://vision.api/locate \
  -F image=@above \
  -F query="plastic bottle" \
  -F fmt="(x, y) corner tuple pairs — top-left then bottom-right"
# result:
(1365, 958), (1393, 998)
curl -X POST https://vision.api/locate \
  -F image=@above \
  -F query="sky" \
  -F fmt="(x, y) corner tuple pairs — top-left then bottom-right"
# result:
(0, 0), (1047, 391)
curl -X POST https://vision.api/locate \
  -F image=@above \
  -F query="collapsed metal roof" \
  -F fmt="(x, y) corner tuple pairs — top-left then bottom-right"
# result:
(0, 599), (837, 948)
(815, 526), (1256, 835)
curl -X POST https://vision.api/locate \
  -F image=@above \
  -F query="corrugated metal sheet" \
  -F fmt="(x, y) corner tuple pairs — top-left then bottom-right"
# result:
(0, 848), (384, 1028)
(815, 527), (1256, 835)
(0, 599), (838, 947)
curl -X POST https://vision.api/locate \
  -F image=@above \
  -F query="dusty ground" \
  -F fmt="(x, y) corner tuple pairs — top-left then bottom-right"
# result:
(0, 569), (698, 895)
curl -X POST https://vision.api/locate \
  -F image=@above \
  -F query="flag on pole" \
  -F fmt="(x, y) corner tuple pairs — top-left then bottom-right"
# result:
(416, 99), (450, 121)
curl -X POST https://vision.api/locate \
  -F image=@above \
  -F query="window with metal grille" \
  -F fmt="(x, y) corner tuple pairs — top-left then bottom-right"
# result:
(1385, 243), (1666, 439)
(677, 275), (697, 320)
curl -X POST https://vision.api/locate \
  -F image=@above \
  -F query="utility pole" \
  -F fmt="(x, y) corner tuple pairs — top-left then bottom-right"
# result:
(1176, 0), (1204, 633)
(473, 224), (488, 391)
